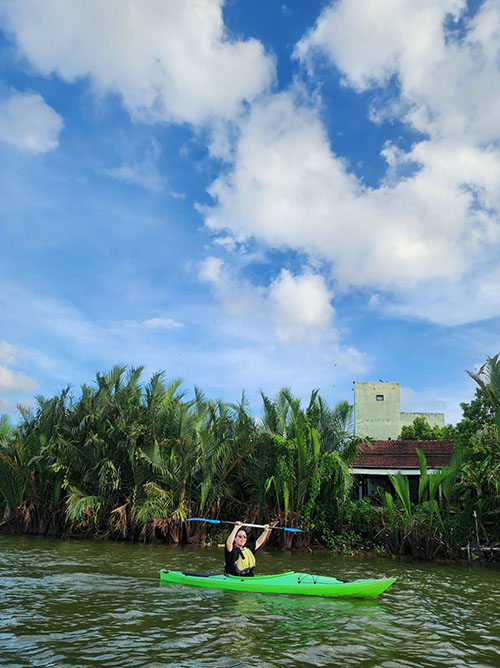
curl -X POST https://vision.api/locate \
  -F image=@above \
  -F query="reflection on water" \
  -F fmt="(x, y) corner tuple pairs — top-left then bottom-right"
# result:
(1, 535), (500, 667)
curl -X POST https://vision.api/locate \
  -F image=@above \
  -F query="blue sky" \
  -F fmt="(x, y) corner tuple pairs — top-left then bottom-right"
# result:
(1, 0), (499, 424)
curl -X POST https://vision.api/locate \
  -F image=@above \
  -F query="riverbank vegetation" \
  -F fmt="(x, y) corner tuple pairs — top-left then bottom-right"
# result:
(1, 356), (499, 560)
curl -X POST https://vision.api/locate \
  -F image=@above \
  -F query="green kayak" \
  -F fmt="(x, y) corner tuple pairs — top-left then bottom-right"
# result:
(160, 569), (396, 599)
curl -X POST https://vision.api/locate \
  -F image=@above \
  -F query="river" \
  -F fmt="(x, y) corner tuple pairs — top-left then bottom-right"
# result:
(1, 534), (499, 667)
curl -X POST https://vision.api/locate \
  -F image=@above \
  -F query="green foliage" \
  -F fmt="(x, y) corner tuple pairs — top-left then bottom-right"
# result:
(389, 471), (412, 518)
(388, 363), (500, 558)
(451, 388), (495, 449)
(65, 487), (104, 522)
(417, 447), (428, 503)
(441, 447), (467, 504)
(1, 354), (499, 558)
(347, 498), (380, 538)
(0, 415), (13, 439)
(0, 368), (359, 546)
(467, 354), (500, 425)
(315, 498), (381, 552)
(399, 416), (447, 440)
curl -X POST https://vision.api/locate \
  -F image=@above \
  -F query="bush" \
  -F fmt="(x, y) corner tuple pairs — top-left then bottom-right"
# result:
(313, 498), (382, 551)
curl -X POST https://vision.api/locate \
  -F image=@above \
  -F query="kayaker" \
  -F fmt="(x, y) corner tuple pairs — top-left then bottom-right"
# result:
(224, 521), (272, 577)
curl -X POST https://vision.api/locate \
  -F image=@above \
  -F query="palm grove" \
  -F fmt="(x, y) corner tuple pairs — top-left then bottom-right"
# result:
(1, 356), (499, 560)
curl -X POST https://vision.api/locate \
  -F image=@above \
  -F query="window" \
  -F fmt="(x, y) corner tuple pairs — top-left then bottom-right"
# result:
(376, 394), (384, 401)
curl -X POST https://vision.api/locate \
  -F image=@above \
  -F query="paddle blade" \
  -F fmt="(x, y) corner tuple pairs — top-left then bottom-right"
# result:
(282, 527), (304, 533)
(186, 518), (221, 524)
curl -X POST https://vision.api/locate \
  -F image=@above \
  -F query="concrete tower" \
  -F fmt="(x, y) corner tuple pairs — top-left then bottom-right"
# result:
(354, 382), (445, 440)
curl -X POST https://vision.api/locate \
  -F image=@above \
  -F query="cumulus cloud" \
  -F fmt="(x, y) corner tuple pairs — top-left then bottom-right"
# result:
(0, 0), (274, 126)
(200, 257), (335, 343)
(203, 91), (480, 288)
(199, 256), (263, 318)
(296, 0), (499, 145)
(0, 342), (36, 395)
(295, 0), (463, 92)
(200, 1), (500, 325)
(0, 90), (63, 153)
(0, 364), (36, 393)
(269, 270), (335, 343)
(197, 257), (367, 394)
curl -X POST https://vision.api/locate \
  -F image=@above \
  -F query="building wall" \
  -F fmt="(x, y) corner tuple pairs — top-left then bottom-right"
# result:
(400, 412), (445, 429)
(354, 382), (445, 439)
(354, 382), (401, 440)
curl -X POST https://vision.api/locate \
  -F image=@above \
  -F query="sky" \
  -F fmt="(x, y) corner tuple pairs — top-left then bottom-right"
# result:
(0, 0), (499, 424)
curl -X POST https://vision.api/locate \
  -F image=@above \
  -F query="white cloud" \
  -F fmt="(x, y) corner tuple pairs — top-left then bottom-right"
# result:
(125, 317), (183, 331)
(0, 0), (274, 126)
(0, 90), (63, 153)
(197, 257), (367, 400)
(200, 257), (342, 346)
(0, 280), (367, 415)
(200, 2), (500, 325)
(203, 91), (478, 288)
(0, 341), (37, 396)
(199, 256), (263, 318)
(379, 264), (500, 326)
(0, 364), (36, 393)
(199, 257), (226, 286)
(295, 0), (464, 93)
(212, 236), (238, 252)
(269, 270), (334, 343)
(296, 0), (500, 146)
(0, 340), (22, 365)
(0, 397), (16, 413)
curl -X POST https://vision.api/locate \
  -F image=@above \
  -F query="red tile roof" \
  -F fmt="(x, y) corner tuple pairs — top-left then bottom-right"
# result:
(353, 440), (454, 469)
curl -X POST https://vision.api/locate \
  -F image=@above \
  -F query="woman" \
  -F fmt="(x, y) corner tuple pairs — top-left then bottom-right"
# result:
(224, 521), (271, 577)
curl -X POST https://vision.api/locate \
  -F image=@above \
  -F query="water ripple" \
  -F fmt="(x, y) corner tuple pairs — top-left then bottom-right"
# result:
(1, 535), (500, 667)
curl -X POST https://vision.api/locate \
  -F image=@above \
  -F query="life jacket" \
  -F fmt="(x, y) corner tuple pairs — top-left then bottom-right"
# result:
(234, 546), (256, 575)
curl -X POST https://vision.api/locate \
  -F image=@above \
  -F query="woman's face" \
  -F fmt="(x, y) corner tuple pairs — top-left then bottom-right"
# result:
(235, 531), (248, 547)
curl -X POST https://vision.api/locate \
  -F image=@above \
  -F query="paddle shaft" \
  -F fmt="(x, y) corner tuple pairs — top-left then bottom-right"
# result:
(187, 518), (304, 533)
(228, 521), (289, 531)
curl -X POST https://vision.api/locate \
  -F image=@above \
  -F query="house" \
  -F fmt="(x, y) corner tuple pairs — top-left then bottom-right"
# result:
(354, 381), (445, 440)
(351, 439), (455, 499)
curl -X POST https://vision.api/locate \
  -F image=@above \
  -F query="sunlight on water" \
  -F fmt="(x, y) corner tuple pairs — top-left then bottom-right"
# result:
(1, 535), (500, 667)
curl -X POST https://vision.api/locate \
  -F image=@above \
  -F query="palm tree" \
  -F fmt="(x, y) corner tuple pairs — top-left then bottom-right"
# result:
(467, 355), (500, 424)
(0, 391), (68, 534)
(255, 389), (357, 545)
(464, 355), (500, 541)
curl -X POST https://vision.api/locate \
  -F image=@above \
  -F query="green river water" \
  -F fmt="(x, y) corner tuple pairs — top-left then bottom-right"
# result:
(1, 534), (499, 667)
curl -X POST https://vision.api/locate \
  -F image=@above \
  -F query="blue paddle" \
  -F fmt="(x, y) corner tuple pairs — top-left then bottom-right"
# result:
(187, 518), (304, 533)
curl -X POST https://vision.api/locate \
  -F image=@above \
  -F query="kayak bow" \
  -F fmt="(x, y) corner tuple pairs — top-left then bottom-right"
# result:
(160, 569), (396, 599)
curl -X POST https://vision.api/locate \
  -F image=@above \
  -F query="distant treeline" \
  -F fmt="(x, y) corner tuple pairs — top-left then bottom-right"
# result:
(1, 357), (499, 560)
